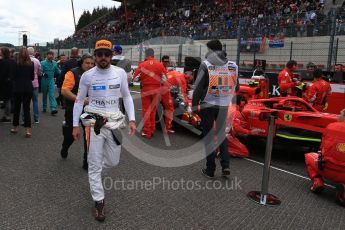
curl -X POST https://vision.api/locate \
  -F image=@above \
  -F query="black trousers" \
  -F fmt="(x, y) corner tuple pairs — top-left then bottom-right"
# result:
(62, 105), (87, 162)
(56, 89), (65, 107)
(200, 103), (230, 173)
(13, 92), (32, 128)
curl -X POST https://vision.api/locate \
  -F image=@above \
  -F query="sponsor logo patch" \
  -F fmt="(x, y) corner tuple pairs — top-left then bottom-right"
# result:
(90, 98), (118, 108)
(109, 84), (120, 89)
(92, 85), (106, 91)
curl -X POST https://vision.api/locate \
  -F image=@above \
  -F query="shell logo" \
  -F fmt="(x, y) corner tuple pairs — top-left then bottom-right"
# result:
(337, 143), (345, 153)
(150, 61), (154, 65)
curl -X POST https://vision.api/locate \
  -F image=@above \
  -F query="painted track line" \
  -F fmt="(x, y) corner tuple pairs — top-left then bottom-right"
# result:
(244, 158), (335, 188)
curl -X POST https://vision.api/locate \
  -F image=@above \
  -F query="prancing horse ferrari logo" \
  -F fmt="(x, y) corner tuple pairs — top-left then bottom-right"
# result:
(337, 143), (345, 153)
(283, 114), (292, 122)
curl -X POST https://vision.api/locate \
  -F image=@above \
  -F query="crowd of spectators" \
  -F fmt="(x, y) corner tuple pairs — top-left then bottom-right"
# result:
(57, 0), (343, 49)
(336, 1), (345, 34)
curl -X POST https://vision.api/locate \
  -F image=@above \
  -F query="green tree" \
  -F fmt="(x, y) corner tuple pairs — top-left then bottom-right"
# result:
(76, 10), (92, 30)
(76, 7), (113, 31)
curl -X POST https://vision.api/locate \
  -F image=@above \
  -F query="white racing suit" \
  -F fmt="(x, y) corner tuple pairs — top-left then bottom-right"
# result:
(73, 65), (135, 202)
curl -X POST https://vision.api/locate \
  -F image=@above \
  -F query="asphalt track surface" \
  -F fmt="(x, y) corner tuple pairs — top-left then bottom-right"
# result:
(0, 92), (344, 229)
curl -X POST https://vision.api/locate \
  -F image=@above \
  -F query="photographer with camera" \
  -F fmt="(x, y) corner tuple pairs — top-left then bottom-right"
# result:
(192, 39), (238, 178)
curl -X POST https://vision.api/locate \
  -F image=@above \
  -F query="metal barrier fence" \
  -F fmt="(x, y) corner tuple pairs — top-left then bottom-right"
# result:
(53, 36), (345, 73)
(51, 7), (345, 71)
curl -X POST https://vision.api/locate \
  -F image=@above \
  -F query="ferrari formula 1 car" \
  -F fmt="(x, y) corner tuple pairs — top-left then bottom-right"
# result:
(236, 97), (338, 145)
(157, 77), (337, 149)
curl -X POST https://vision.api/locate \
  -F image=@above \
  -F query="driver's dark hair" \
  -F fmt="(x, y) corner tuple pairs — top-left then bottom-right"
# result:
(207, 39), (223, 51)
(0, 47), (10, 59)
(286, 60), (297, 69)
(145, 48), (154, 58)
(306, 62), (316, 68)
(232, 95), (247, 106)
(161, 55), (169, 61)
(79, 53), (93, 66)
(313, 68), (323, 78)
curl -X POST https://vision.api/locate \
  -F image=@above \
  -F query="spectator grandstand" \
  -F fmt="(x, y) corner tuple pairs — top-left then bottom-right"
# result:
(56, 0), (344, 49)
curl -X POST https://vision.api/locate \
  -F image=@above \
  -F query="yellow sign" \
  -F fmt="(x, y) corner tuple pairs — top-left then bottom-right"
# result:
(337, 143), (345, 153)
(284, 114), (292, 122)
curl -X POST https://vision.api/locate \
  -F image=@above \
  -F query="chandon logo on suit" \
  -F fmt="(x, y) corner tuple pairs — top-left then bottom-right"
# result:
(91, 98), (118, 108)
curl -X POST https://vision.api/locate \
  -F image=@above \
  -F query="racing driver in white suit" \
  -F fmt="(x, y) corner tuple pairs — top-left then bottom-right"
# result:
(72, 40), (136, 222)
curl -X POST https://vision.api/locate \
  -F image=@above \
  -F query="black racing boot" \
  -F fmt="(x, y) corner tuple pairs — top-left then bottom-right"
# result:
(201, 168), (214, 179)
(222, 168), (231, 178)
(335, 184), (345, 207)
(82, 159), (88, 171)
(94, 200), (105, 222)
(60, 147), (68, 159)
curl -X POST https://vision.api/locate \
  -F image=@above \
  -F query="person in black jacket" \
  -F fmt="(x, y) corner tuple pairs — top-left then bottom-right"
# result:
(192, 39), (239, 178)
(11, 47), (34, 137)
(58, 47), (80, 88)
(56, 54), (67, 108)
(61, 53), (94, 170)
(0, 47), (16, 122)
(57, 48), (80, 108)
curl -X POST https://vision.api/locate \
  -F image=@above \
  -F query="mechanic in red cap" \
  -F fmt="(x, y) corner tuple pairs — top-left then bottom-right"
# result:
(133, 48), (167, 138)
(305, 109), (345, 207)
(303, 68), (331, 112)
(278, 60), (300, 96)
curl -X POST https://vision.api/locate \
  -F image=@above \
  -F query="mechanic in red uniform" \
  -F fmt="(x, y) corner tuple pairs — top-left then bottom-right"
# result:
(133, 48), (167, 139)
(278, 60), (300, 96)
(166, 69), (191, 102)
(160, 55), (175, 133)
(305, 109), (345, 207)
(226, 96), (262, 157)
(303, 69), (332, 112)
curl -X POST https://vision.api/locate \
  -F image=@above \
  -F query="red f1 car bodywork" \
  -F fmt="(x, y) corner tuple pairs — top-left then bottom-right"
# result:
(236, 97), (338, 143)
